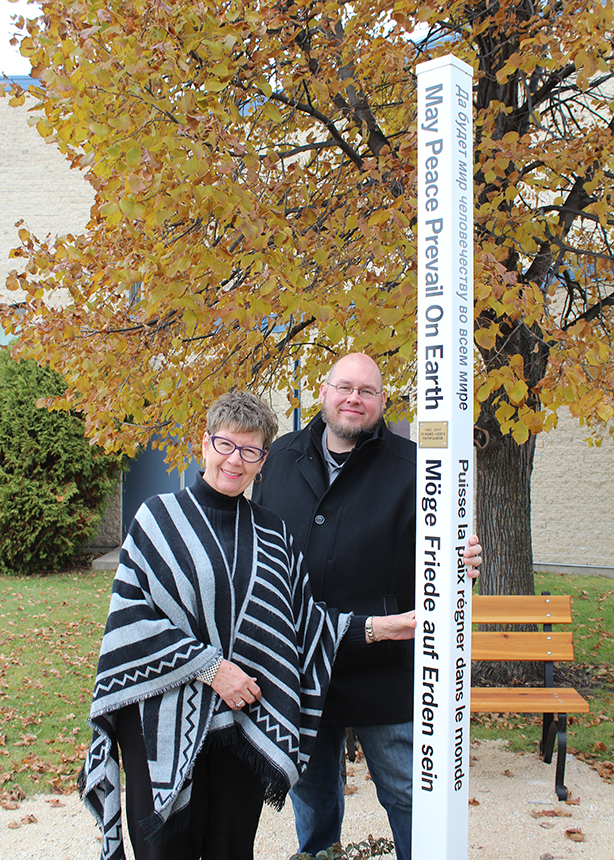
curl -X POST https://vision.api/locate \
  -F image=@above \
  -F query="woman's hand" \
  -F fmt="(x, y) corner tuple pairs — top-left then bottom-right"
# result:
(370, 610), (417, 642)
(211, 659), (262, 710)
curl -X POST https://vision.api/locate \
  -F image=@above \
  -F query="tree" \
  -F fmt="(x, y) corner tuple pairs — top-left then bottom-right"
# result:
(2, 0), (613, 594)
(0, 350), (122, 574)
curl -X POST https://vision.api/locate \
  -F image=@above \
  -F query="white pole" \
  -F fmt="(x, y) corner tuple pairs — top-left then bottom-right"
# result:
(412, 54), (475, 860)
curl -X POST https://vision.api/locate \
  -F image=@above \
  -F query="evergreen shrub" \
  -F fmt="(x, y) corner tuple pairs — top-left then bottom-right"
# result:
(0, 350), (122, 574)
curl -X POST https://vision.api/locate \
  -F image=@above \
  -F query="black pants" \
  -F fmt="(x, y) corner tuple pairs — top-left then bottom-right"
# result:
(116, 704), (265, 860)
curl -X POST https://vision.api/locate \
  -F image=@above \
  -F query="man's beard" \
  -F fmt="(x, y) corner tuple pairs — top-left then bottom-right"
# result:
(321, 400), (380, 443)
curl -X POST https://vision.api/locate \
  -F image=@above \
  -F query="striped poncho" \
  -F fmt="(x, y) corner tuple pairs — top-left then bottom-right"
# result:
(80, 476), (351, 860)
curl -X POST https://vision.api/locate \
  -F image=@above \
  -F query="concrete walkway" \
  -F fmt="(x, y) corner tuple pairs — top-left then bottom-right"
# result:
(91, 547), (120, 570)
(2, 741), (614, 859)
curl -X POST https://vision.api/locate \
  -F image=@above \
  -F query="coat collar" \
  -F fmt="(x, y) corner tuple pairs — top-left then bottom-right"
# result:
(278, 413), (387, 499)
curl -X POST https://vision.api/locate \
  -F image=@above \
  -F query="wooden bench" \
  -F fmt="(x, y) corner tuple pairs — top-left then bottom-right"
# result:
(470, 593), (590, 800)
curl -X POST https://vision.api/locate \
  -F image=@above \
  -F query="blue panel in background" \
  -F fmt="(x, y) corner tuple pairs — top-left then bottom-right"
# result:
(122, 442), (201, 538)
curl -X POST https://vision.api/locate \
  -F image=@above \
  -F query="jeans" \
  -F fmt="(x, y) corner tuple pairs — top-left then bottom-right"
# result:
(290, 721), (413, 860)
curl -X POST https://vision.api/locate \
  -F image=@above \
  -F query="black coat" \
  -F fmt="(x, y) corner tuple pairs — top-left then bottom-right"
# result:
(252, 413), (417, 726)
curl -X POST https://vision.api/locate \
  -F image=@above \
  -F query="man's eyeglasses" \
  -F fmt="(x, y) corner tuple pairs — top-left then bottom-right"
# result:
(209, 435), (267, 463)
(326, 383), (383, 400)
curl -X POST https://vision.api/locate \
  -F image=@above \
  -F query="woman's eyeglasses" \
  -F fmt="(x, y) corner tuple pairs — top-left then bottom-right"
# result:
(210, 435), (267, 463)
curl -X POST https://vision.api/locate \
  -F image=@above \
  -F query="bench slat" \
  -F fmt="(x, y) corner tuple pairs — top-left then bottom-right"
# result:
(472, 594), (571, 624)
(471, 686), (590, 714)
(472, 631), (574, 661)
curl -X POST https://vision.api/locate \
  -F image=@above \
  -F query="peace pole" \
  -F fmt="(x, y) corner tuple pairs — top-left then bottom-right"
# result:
(412, 55), (475, 859)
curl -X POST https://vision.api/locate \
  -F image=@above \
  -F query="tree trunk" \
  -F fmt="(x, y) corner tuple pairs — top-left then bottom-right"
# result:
(476, 431), (536, 596)
(474, 430), (540, 685)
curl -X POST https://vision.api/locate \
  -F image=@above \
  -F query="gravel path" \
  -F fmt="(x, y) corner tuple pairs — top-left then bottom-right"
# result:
(1, 740), (613, 859)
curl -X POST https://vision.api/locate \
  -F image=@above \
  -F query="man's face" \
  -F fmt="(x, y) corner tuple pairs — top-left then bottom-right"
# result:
(320, 356), (386, 444)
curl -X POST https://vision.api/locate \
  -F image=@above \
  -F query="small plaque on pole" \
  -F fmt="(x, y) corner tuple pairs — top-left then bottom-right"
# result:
(412, 54), (475, 860)
(419, 421), (449, 448)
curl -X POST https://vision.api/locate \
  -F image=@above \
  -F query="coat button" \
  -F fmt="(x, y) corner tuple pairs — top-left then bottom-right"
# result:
(315, 515), (325, 525)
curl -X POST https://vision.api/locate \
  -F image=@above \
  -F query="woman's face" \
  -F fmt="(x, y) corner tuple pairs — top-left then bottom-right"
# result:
(201, 426), (267, 497)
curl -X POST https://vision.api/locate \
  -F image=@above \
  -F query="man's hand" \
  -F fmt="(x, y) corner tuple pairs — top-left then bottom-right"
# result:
(365, 536), (482, 643)
(464, 534), (482, 579)
(370, 610), (417, 642)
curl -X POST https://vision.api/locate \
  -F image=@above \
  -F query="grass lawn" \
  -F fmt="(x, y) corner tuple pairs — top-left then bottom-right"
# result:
(0, 568), (113, 798)
(0, 567), (612, 799)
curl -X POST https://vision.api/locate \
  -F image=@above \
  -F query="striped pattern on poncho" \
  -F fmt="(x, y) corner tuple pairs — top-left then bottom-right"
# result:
(80, 476), (351, 860)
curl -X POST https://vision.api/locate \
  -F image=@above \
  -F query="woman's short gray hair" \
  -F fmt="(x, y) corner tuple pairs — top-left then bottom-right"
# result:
(206, 391), (278, 450)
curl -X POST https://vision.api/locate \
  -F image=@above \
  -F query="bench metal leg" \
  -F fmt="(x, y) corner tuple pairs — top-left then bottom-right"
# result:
(541, 712), (554, 760)
(554, 714), (568, 801)
(541, 713), (568, 801)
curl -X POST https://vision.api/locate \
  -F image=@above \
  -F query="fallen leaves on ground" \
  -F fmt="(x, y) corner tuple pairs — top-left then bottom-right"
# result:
(0, 745), (86, 796)
(468, 797), (480, 806)
(565, 827), (585, 842)
(531, 808), (572, 818)
(569, 745), (614, 781)
(14, 734), (38, 747)
(593, 760), (614, 780)
(1, 809), (38, 829)
(0, 785), (25, 802)
(471, 713), (542, 731)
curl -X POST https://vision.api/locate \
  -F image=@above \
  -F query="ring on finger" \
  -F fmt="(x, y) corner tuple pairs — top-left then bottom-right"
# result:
(236, 698), (245, 708)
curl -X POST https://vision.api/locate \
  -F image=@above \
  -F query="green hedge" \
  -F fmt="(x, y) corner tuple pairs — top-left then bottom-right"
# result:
(0, 350), (122, 574)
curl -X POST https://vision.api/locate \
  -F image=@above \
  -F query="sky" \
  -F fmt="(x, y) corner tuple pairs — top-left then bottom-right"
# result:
(1, 0), (40, 76)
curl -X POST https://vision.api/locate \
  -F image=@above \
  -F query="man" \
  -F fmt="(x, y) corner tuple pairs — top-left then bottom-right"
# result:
(252, 353), (481, 860)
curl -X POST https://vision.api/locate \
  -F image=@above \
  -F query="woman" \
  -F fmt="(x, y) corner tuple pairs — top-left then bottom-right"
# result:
(80, 391), (416, 860)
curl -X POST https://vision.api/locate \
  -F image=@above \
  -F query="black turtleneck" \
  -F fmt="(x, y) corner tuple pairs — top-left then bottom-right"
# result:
(191, 474), (239, 567)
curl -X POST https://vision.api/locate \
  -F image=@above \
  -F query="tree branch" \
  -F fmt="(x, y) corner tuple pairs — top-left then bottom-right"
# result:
(269, 90), (364, 169)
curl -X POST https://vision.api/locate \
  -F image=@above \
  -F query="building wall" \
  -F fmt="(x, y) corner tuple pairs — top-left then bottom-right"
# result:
(90, 482), (122, 549)
(0, 95), (94, 304)
(2, 96), (612, 566)
(531, 408), (614, 569)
